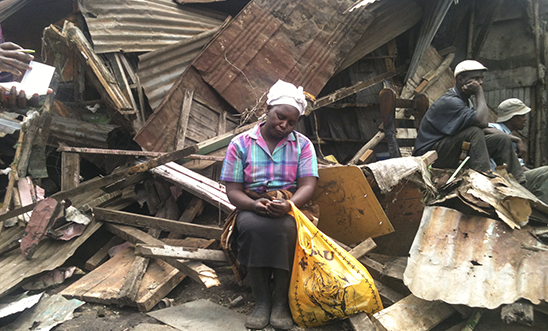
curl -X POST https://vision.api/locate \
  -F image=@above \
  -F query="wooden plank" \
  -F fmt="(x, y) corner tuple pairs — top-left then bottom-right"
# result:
(0, 124), (25, 225)
(150, 162), (234, 213)
(372, 294), (455, 331)
(128, 145), (198, 174)
(104, 223), (220, 288)
(374, 280), (405, 306)
(349, 312), (376, 331)
(175, 89), (194, 150)
(17, 114), (40, 178)
(380, 88), (401, 158)
(135, 244), (227, 262)
(312, 166), (394, 245)
(85, 236), (125, 271)
(358, 149), (374, 164)
(168, 198), (204, 239)
(472, 0), (504, 59)
(94, 208), (222, 240)
(0, 170), (131, 223)
(349, 238), (377, 259)
(61, 152), (80, 191)
(348, 131), (385, 166)
(310, 66), (407, 113)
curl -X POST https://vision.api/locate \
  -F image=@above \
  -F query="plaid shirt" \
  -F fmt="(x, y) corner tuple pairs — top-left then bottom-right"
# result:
(220, 123), (318, 193)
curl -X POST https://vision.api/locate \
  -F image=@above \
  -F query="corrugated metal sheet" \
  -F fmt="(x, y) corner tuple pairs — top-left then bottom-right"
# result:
(78, 0), (225, 54)
(0, 0), (30, 22)
(404, 206), (548, 309)
(137, 27), (220, 110)
(192, 0), (377, 113)
(0, 115), (22, 135)
(405, 0), (453, 82)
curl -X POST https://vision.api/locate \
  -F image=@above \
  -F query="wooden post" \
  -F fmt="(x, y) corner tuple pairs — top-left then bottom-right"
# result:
(61, 152), (80, 191)
(0, 126), (25, 230)
(175, 89), (194, 150)
(348, 131), (385, 165)
(379, 88), (401, 158)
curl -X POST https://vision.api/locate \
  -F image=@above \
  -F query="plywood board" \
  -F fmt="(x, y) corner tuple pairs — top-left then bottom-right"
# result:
(312, 166), (393, 245)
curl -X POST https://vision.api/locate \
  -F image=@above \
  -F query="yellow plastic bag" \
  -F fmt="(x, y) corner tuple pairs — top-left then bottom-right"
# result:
(288, 201), (383, 328)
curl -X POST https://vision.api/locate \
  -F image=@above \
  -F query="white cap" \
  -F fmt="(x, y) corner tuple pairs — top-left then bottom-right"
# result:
(266, 80), (307, 116)
(496, 98), (531, 122)
(454, 60), (488, 77)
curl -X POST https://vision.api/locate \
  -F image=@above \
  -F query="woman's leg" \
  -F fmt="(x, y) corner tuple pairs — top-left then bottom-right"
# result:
(246, 267), (272, 329)
(270, 268), (293, 329)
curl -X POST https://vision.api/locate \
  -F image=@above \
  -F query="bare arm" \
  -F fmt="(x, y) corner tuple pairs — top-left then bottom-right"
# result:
(225, 182), (269, 216)
(462, 81), (489, 128)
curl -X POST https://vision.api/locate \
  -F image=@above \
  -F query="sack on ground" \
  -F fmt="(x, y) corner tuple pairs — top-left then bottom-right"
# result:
(288, 201), (383, 328)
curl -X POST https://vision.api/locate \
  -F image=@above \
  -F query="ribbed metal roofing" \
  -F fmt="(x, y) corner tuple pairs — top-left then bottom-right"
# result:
(404, 206), (548, 309)
(78, 0), (225, 54)
(137, 27), (220, 110)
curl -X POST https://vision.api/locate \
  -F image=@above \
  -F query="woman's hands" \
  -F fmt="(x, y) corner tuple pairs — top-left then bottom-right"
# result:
(0, 42), (33, 76)
(252, 198), (290, 218)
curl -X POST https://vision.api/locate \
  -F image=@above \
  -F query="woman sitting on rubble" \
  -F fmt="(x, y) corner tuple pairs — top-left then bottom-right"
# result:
(220, 80), (319, 330)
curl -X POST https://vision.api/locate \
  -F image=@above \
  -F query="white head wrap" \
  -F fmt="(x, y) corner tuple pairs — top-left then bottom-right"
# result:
(266, 80), (307, 116)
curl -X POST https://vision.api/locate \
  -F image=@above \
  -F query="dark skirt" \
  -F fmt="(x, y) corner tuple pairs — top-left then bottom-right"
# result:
(235, 211), (297, 271)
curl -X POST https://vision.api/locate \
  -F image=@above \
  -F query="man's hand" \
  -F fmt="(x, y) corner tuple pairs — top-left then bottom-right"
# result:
(0, 42), (33, 76)
(462, 80), (482, 95)
(516, 138), (527, 158)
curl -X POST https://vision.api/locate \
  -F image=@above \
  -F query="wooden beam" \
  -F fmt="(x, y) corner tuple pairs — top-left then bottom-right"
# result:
(348, 131), (385, 165)
(0, 124), (25, 228)
(349, 312), (376, 331)
(135, 244), (227, 262)
(55, 146), (225, 162)
(358, 149), (374, 164)
(472, 0), (503, 59)
(128, 145), (198, 174)
(61, 152), (80, 191)
(94, 207), (223, 240)
(17, 113), (40, 178)
(150, 162), (234, 213)
(85, 236), (125, 271)
(349, 238), (377, 259)
(175, 89), (194, 150)
(105, 223), (220, 287)
(380, 88), (401, 158)
(0, 170), (130, 222)
(168, 197), (204, 239)
(309, 65), (407, 113)
(372, 294), (455, 331)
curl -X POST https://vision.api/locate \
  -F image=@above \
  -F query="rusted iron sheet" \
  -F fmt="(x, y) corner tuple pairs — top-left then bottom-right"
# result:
(192, 0), (376, 113)
(134, 66), (238, 152)
(20, 198), (62, 260)
(78, 0), (225, 54)
(138, 27), (221, 110)
(404, 206), (548, 309)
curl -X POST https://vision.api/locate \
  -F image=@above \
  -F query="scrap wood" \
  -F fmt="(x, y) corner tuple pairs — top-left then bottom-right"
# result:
(348, 131), (385, 166)
(349, 238), (377, 259)
(55, 146), (226, 162)
(62, 237), (215, 312)
(150, 162), (234, 213)
(93, 207), (223, 240)
(16, 111), (40, 178)
(0, 220), (102, 298)
(85, 236), (125, 271)
(371, 294), (455, 331)
(0, 169), (131, 223)
(349, 312), (376, 331)
(105, 223), (220, 288)
(0, 122), (25, 228)
(168, 197), (204, 239)
(135, 244), (227, 262)
(128, 144), (199, 174)
(308, 65), (407, 114)
(117, 228), (160, 306)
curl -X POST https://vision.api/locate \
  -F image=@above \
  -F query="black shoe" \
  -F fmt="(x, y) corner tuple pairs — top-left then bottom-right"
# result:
(245, 267), (272, 329)
(270, 268), (293, 330)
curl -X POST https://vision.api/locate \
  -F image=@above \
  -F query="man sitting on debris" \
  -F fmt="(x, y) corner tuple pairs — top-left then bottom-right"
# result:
(412, 60), (526, 183)
(484, 98), (548, 204)
(220, 80), (318, 330)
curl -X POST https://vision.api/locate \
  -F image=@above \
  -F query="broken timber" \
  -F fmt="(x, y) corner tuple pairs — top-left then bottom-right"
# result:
(93, 207), (223, 240)
(105, 223), (220, 287)
(135, 244), (227, 262)
(128, 145), (198, 174)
